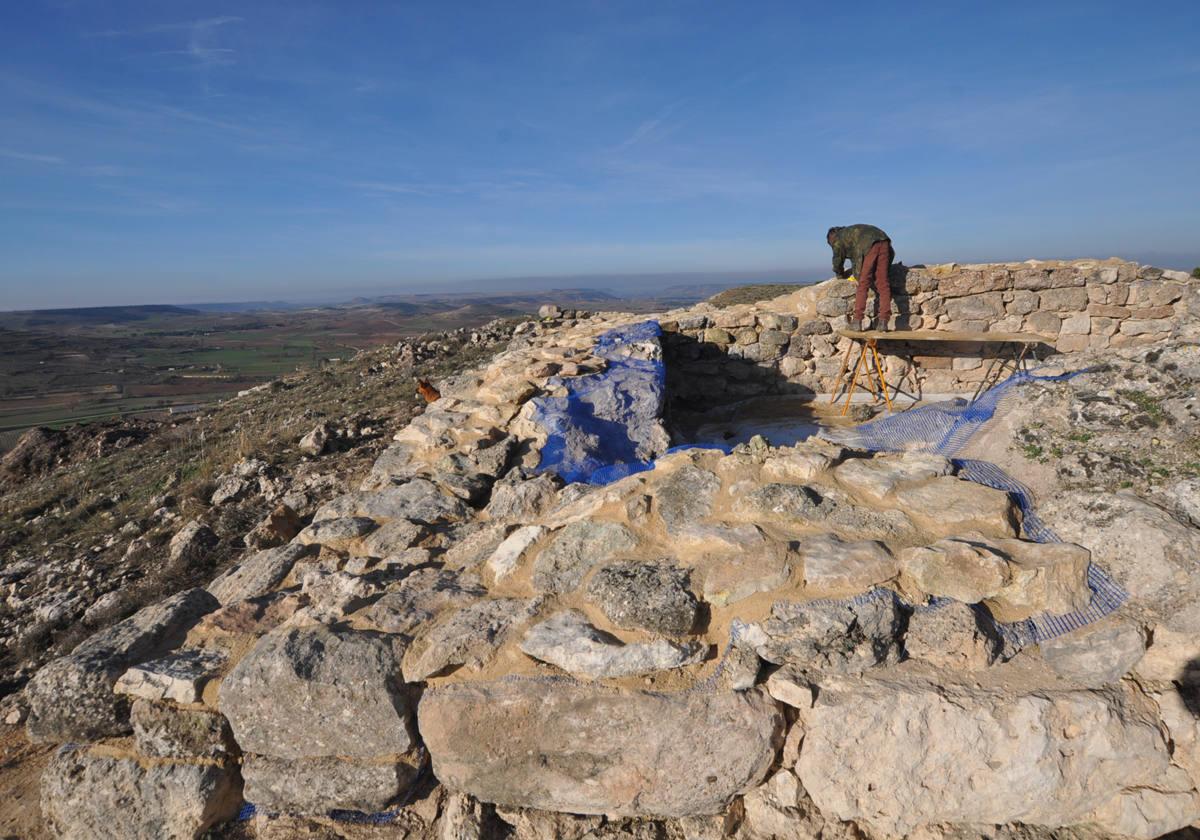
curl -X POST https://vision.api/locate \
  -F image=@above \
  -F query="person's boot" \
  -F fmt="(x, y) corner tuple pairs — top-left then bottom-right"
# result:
(878, 315), (892, 332)
(854, 316), (871, 332)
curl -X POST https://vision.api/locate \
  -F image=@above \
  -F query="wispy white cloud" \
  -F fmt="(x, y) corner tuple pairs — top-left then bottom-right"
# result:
(91, 15), (243, 71)
(87, 16), (243, 39)
(0, 147), (64, 164)
(613, 98), (688, 152)
(81, 164), (134, 177)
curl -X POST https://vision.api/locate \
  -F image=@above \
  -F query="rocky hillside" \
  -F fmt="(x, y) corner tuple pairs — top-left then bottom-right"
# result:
(6, 265), (1200, 840)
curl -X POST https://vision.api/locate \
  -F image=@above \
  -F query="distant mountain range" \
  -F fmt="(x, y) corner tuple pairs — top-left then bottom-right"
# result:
(0, 273), (821, 327)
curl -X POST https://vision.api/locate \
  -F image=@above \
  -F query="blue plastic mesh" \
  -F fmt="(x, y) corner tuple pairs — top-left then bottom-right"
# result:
(822, 369), (1085, 456)
(531, 320), (736, 485)
(823, 367), (1128, 644)
(529, 320), (666, 485)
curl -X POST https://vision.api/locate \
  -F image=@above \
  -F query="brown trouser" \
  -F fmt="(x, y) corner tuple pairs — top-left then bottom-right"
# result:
(853, 239), (894, 322)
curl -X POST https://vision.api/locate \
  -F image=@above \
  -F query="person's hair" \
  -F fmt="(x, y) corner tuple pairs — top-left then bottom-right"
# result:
(827, 226), (840, 241)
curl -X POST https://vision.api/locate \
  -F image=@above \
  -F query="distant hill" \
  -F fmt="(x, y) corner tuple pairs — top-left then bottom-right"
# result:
(1, 305), (202, 328)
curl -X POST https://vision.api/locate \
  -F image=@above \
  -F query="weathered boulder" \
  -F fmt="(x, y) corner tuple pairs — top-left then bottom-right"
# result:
(355, 517), (427, 558)
(494, 805), (603, 840)
(244, 504), (303, 550)
(41, 746), (240, 840)
(418, 680), (783, 816)
(700, 543), (792, 607)
(168, 520), (218, 566)
(114, 648), (227, 704)
(355, 568), (486, 635)
(733, 483), (824, 523)
(760, 448), (836, 483)
(487, 525), (546, 581)
(298, 422), (331, 456)
(740, 595), (903, 674)
(131, 700), (236, 759)
(799, 534), (897, 597)
(891, 476), (1019, 538)
(295, 515), (377, 550)
(299, 567), (379, 619)
(206, 542), (314, 605)
(795, 674), (1195, 837)
(242, 754), (421, 815)
(1039, 617), (1146, 686)
(316, 479), (469, 525)
(219, 625), (413, 759)
(484, 473), (561, 521)
(519, 610), (704, 679)
(981, 538), (1092, 622)
(1137, 597), (1200, 684)
(27, 588), (218, 742)
(402, 597), (541, 681)
(531, 521), (638, 593)
(584, 560), (698, 635)
(210, 474), (250, 506)
(833, 453), (952, 503)
(904, 602), (1002, 670)
(655, 465), (721, 533)
(1042, 490), (1200, 601)
(899, 536), (1010, 603)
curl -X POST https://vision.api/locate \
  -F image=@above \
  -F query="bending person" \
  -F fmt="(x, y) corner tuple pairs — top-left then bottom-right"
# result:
(827, 224), (895, 331)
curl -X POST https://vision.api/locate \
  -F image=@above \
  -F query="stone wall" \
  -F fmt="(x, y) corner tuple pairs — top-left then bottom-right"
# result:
(663, 258), (1200, 404)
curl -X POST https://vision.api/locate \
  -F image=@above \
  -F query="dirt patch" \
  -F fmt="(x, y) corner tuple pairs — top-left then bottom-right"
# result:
(0, 726), (52, 840)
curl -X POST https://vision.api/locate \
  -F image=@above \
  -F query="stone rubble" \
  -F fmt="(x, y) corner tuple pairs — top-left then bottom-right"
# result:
(16, 260), (1200, 839)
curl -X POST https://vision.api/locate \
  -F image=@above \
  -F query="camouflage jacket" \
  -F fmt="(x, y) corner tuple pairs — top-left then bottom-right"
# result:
(829, 224), (890, 279)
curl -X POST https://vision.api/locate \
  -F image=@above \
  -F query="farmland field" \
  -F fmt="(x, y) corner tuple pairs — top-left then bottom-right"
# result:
(0, 285), (735, 450)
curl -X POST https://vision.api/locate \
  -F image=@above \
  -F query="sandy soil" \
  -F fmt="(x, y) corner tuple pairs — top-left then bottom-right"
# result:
(0, 726), (52, 840)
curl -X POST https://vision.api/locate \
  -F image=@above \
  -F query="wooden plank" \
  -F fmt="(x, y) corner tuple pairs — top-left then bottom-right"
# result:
(836, 329), (1047, 344)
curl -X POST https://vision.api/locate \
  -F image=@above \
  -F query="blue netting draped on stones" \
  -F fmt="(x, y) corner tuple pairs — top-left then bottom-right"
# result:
(531, 320), (731, 485)
(530, 320), (667, 485)
(822, 367), (1128, 644)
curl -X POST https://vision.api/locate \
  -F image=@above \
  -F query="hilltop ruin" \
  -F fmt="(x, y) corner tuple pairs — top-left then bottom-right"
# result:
(18, 258), (1200, 840)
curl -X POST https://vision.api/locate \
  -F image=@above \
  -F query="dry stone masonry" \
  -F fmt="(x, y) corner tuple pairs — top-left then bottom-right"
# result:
(666, 258), (1200, 404)
(22, 260), (1200, 839)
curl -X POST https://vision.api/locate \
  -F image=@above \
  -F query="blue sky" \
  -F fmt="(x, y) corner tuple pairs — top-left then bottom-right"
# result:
(2, 1), (1199, 309)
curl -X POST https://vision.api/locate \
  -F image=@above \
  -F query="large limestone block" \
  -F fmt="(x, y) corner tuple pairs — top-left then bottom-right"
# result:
(1039, 617), (1146, 686)
(519, 610), (703, 679)
(1042, 491), (1200, 601)
(983, 538), (1092, 621)
(418, 681), (783, 817)
(115, 648), (227, 704)
(355, 568), (485, 635)
(242, 754), (421, 815)
(585, 560), (698, 635)
(206, 542), (314, 605)
(27, 588), (218, 742)
(402, 597), (541, 681)
(700, 543), (792, 607)
(131, 700), (236, 759)
(799, 534), (897, 597)
(531, 521), (638, 593)
(796, 675), (1186, 837)
(732, 483), (824, 523)
(1137, 597), (1200, 684)
(654, 465), (721, 534)
(904, 601), (1002, 670)
(41, 746), (240, 840)
(739, 596), (903, 673)
(833, 453), (952, 504)
(891, 476), (1019, 538)
(315, 479), (469, 525)
(219, 625), (413, 760)
(760, 448), (836, 483)
(899, 536), (1010, 603)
